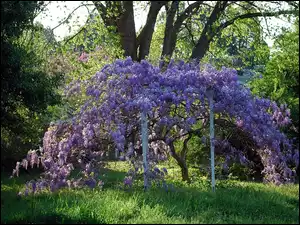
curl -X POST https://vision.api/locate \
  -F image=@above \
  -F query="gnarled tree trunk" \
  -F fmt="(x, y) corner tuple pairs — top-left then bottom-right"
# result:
(94, 1), (137, 60)
(169, 139), (191, 183)
(116, 1), (137, 60)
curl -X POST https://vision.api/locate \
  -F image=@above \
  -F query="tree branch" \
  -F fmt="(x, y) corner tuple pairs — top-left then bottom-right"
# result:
(161, 1), (180, 58)
(183, 22), (196, 46)
(173, 1), (203, 32)
(190, 1), (228, 60)
(217, 9), (298, 33)
(93, 1), (114, 27)
(93, 1), (106, 14)
(33, 1), (51, 19)
(180, 133), (192, 159)
(284, 1), (299, 9)
(136, 1), (167, 60)
(63, 8), (97, 45)
(51, 3), (95, 31)
(167, 1), (179, 29)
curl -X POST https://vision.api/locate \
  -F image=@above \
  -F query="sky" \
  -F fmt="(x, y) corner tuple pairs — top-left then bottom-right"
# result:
(35, 1), (147, 40)
(35, 1), (293, 47)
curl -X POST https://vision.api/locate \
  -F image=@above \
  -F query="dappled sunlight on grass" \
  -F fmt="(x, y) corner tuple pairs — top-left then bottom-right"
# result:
(1, 162), (299, 224)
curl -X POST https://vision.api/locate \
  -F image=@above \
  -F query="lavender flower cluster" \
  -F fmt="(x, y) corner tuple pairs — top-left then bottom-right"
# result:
(13, 58), (298, 195)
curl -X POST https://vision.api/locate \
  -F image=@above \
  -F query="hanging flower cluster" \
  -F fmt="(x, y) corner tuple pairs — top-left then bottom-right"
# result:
(13, 57), (298, 195)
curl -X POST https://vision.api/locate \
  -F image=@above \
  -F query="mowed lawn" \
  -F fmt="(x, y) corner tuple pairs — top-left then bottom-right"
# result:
(1, 162), (299, 224)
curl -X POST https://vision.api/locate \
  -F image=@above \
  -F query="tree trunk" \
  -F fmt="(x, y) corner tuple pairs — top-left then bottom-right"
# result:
(137, 2), (166, 61)
(162, 1), (203, 61)
(190, 1), (228, 61)
(94, 1), (137, 60)
(190, 35), (211, 62)
(169, 142), (191, 183)
(161, 1), (179, 60)
(116, 1), (137, 60)
(180, 161), (190, 182)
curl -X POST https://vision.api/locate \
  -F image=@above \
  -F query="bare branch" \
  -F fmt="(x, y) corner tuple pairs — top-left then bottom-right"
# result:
(63, 8), (97, 45)
(183, 22), (196, 45)
(51, 3), (95, 31)
(217, 9), (299, 33)
(34, 1), (51, 19)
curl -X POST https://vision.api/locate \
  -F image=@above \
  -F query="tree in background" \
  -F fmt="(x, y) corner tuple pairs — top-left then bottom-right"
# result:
(1, 1), (63, 169)
(88, 1), (298, 62)
(250, 19), (299, 148)
(51, 1), (298, 62)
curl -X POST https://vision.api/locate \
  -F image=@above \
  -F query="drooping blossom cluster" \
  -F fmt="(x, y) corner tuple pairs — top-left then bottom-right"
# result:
(13, 57), (298, 195)
(65, 57), (298, 184)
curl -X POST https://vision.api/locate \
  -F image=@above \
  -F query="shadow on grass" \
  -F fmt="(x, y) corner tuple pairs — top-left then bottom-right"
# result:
(1, 168), (126, 224)
(1, 213), (103, 224)
(1, 187), (107, 224)
(1, 168), (299, 224)
(99, 167), (127, 188)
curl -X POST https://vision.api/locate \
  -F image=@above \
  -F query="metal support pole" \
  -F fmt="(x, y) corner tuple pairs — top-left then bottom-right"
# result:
(141, 111), (149, 190)
(207, 89), (215, 192)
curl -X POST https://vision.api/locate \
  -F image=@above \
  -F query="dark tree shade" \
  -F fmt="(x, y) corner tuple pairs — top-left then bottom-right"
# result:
(1, 1), (62, 168)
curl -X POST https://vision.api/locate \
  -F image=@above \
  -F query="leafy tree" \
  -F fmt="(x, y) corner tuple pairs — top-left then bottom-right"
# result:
(43, 10), (126, 124)
(249, 20), (299, 146)
(1, 1), (63, 168)
(203, 18), (270, 71)
(53, 1), (298, 62)
(95, 1), (298, 61)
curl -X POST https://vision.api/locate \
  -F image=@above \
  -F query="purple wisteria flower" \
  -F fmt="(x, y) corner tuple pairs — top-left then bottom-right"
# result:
(12, 57), (297, 195)
(124, 177), (133, 186)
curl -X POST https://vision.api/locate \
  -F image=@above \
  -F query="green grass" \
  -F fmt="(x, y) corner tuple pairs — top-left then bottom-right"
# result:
(1, 162), (299, 224)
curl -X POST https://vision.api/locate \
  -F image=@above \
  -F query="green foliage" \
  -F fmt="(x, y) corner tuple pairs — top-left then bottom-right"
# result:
(203, 18), (270, 72)
(43, 12), (125, 122)
(1, 1), (63, 167)
(1, 1), (44, 39)
(149, 23), (165, 65)
(186, 136), (209, 167)
(249, 20), (299, 141)
(60, 11), (124, 61)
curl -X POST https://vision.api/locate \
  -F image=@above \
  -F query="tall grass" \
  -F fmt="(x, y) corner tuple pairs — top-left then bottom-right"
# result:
(1, 162), (299, 224)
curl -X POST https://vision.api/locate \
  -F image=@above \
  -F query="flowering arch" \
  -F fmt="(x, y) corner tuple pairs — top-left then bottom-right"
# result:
(14, 58), (298, 195)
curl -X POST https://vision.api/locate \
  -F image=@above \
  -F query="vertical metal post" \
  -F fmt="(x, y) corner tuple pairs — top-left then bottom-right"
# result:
(141, 111), (149, 190)
(115, 148), (118, 159)
(207, 89), (216, 192)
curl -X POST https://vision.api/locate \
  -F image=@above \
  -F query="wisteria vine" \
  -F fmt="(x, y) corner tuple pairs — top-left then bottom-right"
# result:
(13, 57), (298, 195)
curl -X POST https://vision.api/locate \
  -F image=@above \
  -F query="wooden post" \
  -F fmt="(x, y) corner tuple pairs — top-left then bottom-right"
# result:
(207, 89), (216, 192)
(141, 111), (149, 190)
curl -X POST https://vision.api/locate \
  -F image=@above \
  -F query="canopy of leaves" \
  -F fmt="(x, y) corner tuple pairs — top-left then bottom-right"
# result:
(1, 1), (63, 168)
(249, 19), (299, 143)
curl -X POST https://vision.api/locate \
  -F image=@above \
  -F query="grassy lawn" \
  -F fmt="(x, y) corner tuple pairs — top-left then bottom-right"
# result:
(1, 161), (299, 224)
